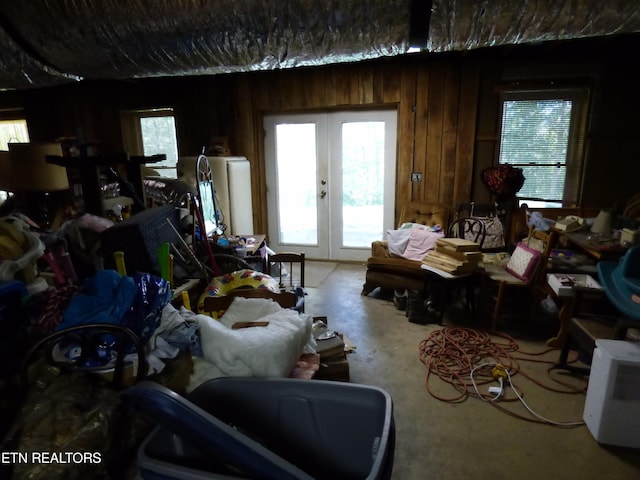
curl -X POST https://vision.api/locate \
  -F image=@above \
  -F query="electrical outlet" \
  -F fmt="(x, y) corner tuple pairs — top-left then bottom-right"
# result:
(411, 172), (423, 182)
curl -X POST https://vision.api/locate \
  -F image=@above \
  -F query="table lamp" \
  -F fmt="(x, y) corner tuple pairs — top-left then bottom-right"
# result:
(591, 209), (613, 236)
(8, 142), (69, 228)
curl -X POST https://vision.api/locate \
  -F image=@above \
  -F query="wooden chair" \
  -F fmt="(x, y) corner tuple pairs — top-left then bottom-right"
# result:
(267, 252), (306, 312)
(481, 226), (557, 330)
(202, 288), (299, 318)
(267, 252), (305, 289)
(213, 253), (253, 274)
(447, 217), (487, 246)
(553, 282), (637, 373)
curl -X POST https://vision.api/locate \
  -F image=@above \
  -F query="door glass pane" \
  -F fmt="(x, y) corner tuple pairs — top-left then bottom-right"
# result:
(341, 121), (385, 247)
(275, 123), (318, 244)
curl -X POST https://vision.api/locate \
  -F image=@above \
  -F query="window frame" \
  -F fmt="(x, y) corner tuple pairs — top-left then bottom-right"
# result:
(497, 87), (590, 207)
(0, 109), (30, 202)
(0, 108), (30, 151)
(120, 107), (179, 178)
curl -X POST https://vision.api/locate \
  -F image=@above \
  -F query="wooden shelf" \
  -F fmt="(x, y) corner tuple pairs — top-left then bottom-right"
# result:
(46, 154), (166, 215)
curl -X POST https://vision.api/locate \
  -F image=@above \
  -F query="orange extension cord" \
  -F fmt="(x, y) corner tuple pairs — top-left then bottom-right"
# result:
(418, 327), (588, 425)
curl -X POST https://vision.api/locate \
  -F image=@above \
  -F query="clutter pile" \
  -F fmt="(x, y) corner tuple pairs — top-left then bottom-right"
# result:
(312, 317), (350, 382)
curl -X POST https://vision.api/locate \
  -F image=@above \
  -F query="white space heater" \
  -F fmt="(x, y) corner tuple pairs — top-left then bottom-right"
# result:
(583, 339), (640, 448)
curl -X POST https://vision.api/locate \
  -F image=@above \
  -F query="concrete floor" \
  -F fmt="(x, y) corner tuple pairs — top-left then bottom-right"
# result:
(304, 262), (640, 480)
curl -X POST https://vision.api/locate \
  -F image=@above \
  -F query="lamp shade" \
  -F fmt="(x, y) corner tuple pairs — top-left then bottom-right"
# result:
(8, 142), (69, 191)
(591, 209), (613, 235)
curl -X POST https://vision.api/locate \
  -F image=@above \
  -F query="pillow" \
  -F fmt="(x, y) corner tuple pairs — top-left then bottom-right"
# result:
(505, 242), (542, 283)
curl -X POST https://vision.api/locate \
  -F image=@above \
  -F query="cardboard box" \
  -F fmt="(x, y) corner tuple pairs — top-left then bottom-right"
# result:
(547, 273), (603, 297)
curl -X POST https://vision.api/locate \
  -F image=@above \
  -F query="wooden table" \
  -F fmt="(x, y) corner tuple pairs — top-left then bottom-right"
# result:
(234, 234), (266, 271)
(558, 231), (628, 261)
(46, 153), (166, 216)
(244, 234), (265, 255)
(545, 273), (605, 348)
(546, 230), (626, 347)
(420, 263), (478, 324)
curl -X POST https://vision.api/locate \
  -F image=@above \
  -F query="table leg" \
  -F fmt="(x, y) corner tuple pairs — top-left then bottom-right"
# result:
(546, 296), (575, 348)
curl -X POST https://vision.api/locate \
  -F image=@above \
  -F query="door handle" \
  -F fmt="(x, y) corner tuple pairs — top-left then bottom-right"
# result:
(320, 190), (327, 198)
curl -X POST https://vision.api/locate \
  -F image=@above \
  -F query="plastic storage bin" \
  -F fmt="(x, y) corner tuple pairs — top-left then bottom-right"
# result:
(0, 280), (29, 377)
(123, 377), (395, 480)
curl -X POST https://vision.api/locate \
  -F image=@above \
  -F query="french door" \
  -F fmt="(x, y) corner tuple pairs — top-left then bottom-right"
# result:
(264, 110), (397, 261)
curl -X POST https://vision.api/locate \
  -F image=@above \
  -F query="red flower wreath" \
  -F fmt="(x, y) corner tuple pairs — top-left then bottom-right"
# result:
(482, 164), (525, 199)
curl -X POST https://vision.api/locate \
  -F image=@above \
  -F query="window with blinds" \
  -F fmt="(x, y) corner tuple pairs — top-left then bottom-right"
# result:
(498, 88), (589, 207)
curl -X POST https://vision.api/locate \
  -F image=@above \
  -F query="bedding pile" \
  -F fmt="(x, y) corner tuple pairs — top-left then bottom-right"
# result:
(187, 297), (316, 392)
(386, 222), (444, 261)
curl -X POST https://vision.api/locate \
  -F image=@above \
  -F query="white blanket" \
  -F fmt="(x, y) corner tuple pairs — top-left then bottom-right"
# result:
(188, 297), (316, 392)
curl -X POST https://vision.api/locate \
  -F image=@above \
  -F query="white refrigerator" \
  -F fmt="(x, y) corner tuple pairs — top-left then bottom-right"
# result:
(177, 155), (254, 236)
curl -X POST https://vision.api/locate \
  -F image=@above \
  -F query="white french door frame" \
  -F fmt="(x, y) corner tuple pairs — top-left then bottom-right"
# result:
(264, 110), (397, 261)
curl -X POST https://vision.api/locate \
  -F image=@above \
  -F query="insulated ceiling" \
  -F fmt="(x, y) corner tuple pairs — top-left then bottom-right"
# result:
(0, 0), (639, 91)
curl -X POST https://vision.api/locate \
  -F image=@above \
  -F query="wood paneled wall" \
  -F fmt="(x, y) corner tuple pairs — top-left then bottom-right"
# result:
(5, 54), (479, 234)
(230, 55), (479, 232)
(2, 35), (639, 235)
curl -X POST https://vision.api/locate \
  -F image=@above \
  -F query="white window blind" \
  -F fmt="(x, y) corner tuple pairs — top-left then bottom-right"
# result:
(500, 99), (571, 202)
(498, 88), (589, 206)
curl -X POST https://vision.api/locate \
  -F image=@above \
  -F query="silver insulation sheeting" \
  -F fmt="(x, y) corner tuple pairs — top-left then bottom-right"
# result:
(0, 0), (640, 90)
(0, 28), (78, 90)
(428, 0), (640, 52)
(0, 0), (412, 89)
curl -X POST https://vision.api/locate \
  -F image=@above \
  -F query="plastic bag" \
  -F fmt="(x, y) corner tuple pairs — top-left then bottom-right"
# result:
(56, 270), (137, 330)
(56, 270), (171, 344)
(123, 273), (172, 343)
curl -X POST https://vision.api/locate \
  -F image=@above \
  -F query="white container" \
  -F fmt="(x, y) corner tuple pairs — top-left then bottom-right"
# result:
(620, 228), (640, 246)
(583, 339), (640, 448)
(177, 155), (253, 236)
(547, 273), (603, 298)
(234, 244), (247, 258)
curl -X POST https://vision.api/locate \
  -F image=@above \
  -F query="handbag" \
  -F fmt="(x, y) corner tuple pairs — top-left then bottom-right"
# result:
(465, 203), (505, 249)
